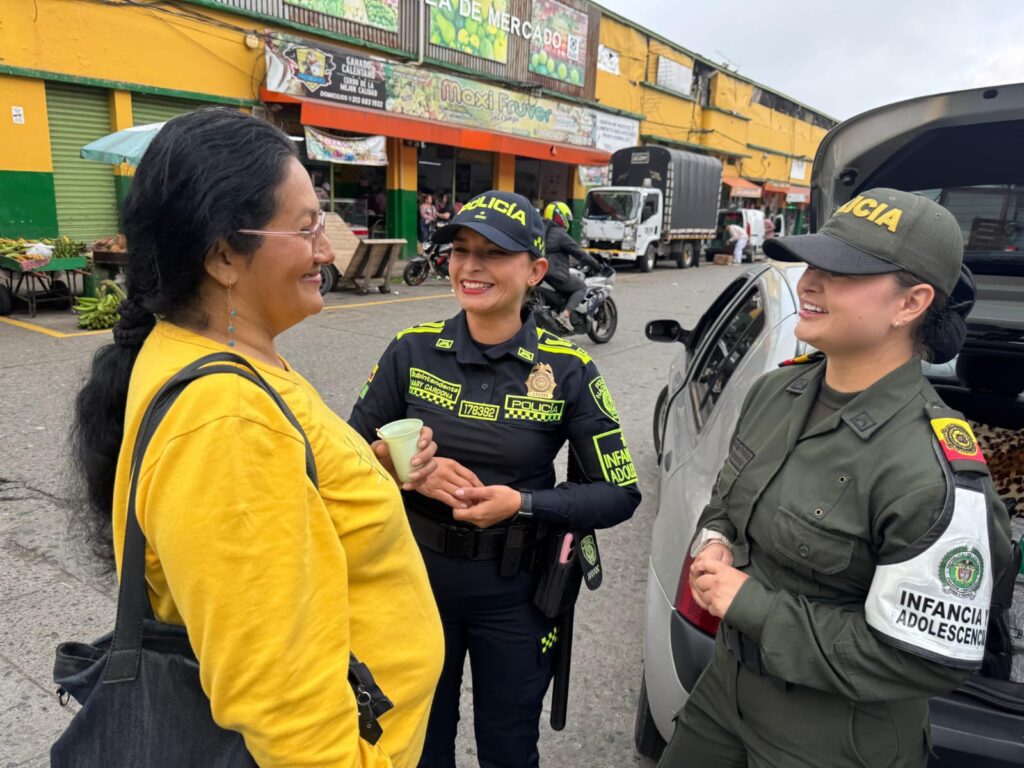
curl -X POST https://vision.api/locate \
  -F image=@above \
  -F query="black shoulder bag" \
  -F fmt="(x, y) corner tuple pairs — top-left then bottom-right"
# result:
(51, 353), (392, 767)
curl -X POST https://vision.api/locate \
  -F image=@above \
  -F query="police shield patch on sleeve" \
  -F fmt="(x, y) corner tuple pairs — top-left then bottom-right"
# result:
(588, 376), (619, 423)
(864, 450), (993, 669)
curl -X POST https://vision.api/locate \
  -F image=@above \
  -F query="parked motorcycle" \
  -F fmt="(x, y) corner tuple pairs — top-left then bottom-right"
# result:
(403, 238), (451, 286)
(530, 255), (618, 344)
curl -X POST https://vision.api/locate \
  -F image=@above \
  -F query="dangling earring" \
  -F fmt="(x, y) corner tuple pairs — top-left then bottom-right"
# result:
(227, 285), (237, 348)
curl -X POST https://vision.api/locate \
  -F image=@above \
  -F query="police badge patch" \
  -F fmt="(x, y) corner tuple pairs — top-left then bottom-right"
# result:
(939, 546), (985, 600)
(527, 363), (557, 399)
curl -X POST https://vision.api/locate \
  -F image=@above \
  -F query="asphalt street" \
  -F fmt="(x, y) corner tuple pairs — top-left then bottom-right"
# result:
(0, 260), (747, 766)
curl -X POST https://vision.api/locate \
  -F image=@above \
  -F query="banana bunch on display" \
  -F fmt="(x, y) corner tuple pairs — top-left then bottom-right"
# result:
(74, 280), (126, 330)
(53, 236), (87, 259)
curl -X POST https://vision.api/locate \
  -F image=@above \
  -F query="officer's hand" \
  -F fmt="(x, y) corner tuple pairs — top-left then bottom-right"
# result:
(691, 559), (749, 618)
(371, 426), (439, 491)
(416, 457), (484, 509)
(451, 485), (521, 528)
(690, 542), (734, 586)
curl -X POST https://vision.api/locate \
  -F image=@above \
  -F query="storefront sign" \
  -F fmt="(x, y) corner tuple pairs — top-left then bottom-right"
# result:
(305, 127), (388, 165)
(266, 39), (639, 152)
(790, 159), (807, 180)
(427, 0), (589, 77)
(207, 0), (399, 33)
(428, 0), (509, 63)
(267, 43), (387, 110)
(286, 0), (399, 32)
(593, 112), (639, 153)
(578, 164), (609, 187)
(528, 0), (588, 86)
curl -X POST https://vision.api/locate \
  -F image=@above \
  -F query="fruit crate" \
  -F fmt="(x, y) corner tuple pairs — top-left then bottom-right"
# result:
(0, 255), (89, 316)
(0, 254), (88, 272)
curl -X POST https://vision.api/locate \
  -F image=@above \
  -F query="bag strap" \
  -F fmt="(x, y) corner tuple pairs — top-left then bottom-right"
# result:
(103, 352), (317, 684)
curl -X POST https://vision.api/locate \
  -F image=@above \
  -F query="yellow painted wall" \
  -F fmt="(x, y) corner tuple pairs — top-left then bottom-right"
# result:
(0, 0), (265, 102)
(594, 16), (646, 116)
(0, 75), (53, 172)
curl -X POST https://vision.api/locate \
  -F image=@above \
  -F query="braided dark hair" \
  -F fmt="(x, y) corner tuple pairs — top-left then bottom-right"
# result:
(68, 107), (297, 569)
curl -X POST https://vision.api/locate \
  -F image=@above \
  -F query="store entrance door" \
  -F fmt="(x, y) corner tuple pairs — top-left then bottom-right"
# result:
(418, 145), (493, 209)
(514, 158), (570, 210)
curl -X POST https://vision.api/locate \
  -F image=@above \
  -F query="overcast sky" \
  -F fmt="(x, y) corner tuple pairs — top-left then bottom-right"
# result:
(597, 0), (1024, 120)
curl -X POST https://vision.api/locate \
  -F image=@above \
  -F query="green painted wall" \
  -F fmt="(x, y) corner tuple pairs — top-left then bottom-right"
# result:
(0, 171), (59, 238)
(569, 198), (584, 241)
(387, 187), (419, 259)
(114, 174), (132, 211)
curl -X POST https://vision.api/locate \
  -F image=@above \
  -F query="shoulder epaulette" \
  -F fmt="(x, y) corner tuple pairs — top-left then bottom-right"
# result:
(536, 328), (591, 365)
(778, 351), (826, 367)
(926, 402), (989, 475)
(396, 321), (446, 340)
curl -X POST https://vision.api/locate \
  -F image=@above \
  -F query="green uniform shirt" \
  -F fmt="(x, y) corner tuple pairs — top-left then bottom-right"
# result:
(698, 357), (1012, 701)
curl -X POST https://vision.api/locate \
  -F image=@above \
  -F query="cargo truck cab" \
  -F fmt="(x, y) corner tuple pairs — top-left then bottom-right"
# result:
(581, 146), (722, 272)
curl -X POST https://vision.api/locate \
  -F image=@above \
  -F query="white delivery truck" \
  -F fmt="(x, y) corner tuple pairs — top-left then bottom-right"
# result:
(581, 146), (722, 271)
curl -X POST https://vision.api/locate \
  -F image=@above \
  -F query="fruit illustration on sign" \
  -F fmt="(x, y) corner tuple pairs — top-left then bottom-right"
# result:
(429, 0), (510, 64)
(527, 0), (587, 86)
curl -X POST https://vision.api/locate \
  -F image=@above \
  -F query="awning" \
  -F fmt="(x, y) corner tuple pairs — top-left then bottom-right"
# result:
(722, 176), (762, 199)
(262, 88), (612, 167)
(763, 183), (810, 203)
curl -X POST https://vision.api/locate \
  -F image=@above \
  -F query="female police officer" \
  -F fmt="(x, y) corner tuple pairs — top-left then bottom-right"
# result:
(659, 189), (1012, 768)
(349, 191), (641, 768)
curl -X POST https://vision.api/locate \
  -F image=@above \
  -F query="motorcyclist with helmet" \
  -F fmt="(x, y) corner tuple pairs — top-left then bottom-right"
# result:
(542, 202), (603, 332)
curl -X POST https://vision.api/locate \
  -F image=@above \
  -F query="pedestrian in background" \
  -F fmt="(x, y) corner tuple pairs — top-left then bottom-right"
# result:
(67, 108), (443, 767)
(419, 193), (438, 247)
(350, 191), (641, 768)
(726, 221), (747, 264)
(658, 188), (1011, 768)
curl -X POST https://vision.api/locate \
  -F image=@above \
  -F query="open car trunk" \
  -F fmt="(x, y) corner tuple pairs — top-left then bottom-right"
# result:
(810, 85), (1024, 747)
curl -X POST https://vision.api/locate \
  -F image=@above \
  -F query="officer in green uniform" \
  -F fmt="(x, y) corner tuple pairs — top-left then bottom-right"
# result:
(658, 188), (1013, 768)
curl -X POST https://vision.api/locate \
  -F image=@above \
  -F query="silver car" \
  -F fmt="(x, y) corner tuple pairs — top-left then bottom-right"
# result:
(636, 82), (1024, 766)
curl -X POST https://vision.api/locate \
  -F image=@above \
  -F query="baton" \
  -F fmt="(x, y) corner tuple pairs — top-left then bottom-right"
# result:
(550, 605), (574, 731)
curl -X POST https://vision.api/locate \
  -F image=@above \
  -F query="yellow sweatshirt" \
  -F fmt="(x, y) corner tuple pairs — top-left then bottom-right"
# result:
(111, 322), (443, 767)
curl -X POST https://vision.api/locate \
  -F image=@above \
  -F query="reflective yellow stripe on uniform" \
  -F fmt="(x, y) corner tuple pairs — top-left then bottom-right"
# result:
(397, 322), (445, 340)
(537, 343), (591, 365)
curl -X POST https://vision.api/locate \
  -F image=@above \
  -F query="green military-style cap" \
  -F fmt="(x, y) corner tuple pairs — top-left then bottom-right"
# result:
(763, 188), (964, 295)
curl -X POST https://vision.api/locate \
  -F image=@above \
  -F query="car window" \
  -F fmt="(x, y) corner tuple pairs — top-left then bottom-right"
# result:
(642, 196), (658, 221)
(914, 185), (1024, 275)
(689, 288), (767, 430)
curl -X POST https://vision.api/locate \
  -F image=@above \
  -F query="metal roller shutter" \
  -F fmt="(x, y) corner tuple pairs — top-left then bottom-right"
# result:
(131, 94), (207, 126)
(46, 83), (119, 240)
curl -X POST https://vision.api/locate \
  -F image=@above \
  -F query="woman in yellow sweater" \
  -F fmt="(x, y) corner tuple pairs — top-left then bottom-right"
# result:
(68, 108), (444, 766)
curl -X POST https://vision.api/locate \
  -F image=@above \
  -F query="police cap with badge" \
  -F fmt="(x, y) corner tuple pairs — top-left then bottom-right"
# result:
(432, 190), (547, 259)
(766, 188), (996, 669)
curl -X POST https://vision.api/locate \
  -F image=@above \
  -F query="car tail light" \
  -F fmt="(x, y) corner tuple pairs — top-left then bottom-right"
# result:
(674, 552), (721, 635)
(745, 222), (751, 236)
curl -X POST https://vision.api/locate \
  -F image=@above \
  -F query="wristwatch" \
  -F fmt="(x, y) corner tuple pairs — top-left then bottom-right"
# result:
(689, 528), (732, 558)
(515, 490), (534, 522)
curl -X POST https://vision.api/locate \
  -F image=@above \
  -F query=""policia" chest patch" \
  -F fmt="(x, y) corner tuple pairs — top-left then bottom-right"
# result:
(503, 395), (565, 422)
(409, 368), (462, 410)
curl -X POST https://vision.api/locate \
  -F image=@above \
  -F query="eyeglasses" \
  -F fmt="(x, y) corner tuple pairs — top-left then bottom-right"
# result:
(238, 211), (327, 256)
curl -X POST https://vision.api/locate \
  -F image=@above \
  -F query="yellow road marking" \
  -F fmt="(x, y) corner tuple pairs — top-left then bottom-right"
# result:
(0, 292), (455, 338)
(0, 316), (110, 338)
(320, 292), (455, 313)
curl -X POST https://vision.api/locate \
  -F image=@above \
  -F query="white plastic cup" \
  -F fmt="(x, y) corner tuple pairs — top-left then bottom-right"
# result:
(376, 418), (424, 483)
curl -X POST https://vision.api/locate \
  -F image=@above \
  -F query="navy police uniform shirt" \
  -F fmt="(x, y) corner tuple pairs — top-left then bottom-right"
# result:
(348, 310), (641, 530)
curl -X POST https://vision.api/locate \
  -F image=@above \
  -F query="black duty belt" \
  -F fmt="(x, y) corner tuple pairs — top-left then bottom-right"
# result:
(408, 511), (535, 565)
(722, 624), (791, 691)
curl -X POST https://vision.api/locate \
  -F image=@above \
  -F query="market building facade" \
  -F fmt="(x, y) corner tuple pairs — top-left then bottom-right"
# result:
(0, 0), (833, 254)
